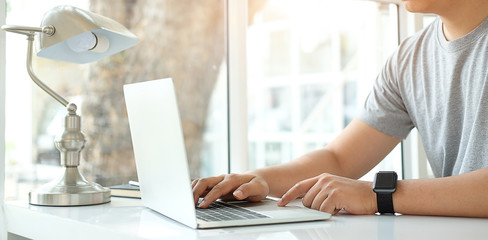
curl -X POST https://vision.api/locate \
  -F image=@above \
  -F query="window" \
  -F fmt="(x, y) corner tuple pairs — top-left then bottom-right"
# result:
(245, 0), (402, 180)
(4, 0), (228, 201)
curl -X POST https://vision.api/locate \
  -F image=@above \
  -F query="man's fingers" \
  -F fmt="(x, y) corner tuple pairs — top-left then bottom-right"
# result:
(198, 183), (230, 208)
(302, 183), (323, 208)
(278, 178), (317, 207)
(191, 179), (198, 188)
(233, 178), (269, 202)
(309, 190), (328, 210)
(319, 196), (340, 215)
(198, 174), (253, 208)
(192, 176), (224, 206)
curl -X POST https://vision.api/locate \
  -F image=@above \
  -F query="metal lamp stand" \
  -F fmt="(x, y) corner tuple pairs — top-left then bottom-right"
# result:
(20, 30), (110, 206)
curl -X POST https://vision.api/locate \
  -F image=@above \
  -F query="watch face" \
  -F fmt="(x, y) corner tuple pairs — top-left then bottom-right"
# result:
(373, 171), (397, 192)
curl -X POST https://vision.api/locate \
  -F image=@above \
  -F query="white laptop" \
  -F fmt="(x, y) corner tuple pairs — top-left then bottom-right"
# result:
(123, 78), (331, 229)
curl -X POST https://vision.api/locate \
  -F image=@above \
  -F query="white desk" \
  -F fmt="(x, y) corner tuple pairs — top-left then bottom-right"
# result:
(4, 197), (488, 240)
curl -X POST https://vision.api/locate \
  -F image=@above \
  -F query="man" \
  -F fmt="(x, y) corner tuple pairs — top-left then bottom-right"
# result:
(192, 0), (488, 217)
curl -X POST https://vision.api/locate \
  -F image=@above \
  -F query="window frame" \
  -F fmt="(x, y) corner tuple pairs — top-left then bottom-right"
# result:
(227, 0), (249, 173)
(1, 0), (7, 235)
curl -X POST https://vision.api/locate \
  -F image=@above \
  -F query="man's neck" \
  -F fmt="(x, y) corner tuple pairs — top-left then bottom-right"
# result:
(440, 1), (488, 41)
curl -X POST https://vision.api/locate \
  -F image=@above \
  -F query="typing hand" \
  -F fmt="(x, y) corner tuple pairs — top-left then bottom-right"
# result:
(192, 173), (270, 208)
(278, 173), (377, 215)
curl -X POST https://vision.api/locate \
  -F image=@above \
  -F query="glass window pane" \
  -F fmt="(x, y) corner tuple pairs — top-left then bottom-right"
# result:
(247, 0), (401, 177)
(5, 0), (228, 201)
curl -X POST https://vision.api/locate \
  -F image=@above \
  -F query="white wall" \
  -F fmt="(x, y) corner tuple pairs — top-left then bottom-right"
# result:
(1, 0), (7, 238)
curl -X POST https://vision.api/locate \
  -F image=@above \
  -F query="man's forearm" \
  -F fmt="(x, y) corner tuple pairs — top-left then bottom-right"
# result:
(246, 119), (402, 200)
(394, 167), (488, 217)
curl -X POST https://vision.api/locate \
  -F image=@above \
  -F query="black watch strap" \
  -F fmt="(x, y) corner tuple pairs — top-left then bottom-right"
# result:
(376, 192), (394, 214)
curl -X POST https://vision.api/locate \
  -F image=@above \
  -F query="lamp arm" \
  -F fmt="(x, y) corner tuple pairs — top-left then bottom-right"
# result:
(25, 33), (76, 113)
(1, 25), (55, 36)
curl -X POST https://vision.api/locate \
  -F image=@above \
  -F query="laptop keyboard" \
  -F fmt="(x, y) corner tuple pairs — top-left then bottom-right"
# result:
(196, 201), (270, 222)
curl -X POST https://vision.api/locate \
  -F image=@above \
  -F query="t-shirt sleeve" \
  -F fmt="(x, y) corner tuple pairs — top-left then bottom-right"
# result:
(358, 50), (414, 139)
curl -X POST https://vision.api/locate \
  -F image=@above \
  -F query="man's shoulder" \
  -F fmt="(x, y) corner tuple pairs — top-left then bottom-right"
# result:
(397, 17), (440, 55)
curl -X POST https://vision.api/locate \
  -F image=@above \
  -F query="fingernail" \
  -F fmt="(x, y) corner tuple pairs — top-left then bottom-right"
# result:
(198, 199), (206, 208)
(233, 190), (244, 199)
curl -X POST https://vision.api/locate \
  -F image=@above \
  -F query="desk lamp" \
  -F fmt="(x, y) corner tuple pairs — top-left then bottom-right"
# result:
(1, 5), (138, 206)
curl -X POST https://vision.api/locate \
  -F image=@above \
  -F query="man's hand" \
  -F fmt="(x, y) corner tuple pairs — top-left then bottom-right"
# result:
(278, 173), (377, 215)
(192, 173), (270, 208)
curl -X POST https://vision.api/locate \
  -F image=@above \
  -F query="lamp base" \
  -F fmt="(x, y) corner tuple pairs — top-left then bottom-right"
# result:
(29, 166), (111, 206)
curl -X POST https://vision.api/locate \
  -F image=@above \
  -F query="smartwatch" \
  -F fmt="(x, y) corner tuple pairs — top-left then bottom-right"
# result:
(373, 171), (397, 214)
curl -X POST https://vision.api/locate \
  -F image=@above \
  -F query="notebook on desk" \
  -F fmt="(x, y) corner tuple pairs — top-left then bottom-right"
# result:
(123, 78), (331, 229)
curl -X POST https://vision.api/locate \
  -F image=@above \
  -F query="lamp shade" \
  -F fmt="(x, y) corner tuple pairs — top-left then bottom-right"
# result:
(37, 5), (139, 64)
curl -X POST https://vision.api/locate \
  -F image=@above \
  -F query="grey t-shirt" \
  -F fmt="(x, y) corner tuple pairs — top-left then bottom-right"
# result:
(359, 17), (488, 177)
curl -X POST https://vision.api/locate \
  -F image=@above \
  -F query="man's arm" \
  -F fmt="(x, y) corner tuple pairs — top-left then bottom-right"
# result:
(277, 165), (488, 217)
(251, 118), (402, 198)
(394, 168), (488, 217)
(193, 118), (402, 208)
(276, 133), (488, 217)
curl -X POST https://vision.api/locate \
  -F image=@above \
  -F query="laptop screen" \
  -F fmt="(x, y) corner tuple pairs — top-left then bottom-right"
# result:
(124, 78), (198, 228)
